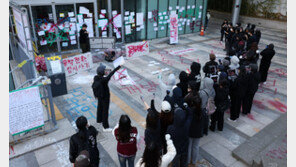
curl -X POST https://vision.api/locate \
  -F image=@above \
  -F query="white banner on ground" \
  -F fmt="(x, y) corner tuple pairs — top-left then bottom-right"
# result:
(113, 56), (125, 68)
(9, 86), (44, 135)
(62, 52), (93, 76)
(125, 41), (149, 58)
(169, 13), (178, 44)
(169, 48), (198, 55)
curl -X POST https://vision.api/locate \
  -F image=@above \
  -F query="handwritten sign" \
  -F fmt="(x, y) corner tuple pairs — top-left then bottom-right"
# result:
(169, 13), (178, 44)
(125, 41), (149, 58)
(9, 86), (44, 135)
(62, 53), (93, 76)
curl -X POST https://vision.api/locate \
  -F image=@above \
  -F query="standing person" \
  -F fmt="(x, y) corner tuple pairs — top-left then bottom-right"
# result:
(79, 24), (90, 53)
(135, 134), (176, 167)
(209, 79), (230, 131)
(159, 101), (174, 154)
(220, 20), (228, 43)
(242, 64), (261, 115)
(199, 77), (216, 136)
(158, 73), (176, 99)
(205, 11), (210, 30)
(254, 29), (261, 44)
(203, 53), (218, 78)
(166, 102), (192, 167)
(185, 81), (203, 166)
(114, 115), (138, 167)
(188, 62), (202, 91)
(92, 64), (121, 132)
(69, 116), (100, 167)
(177, 71), (189, 98)
(74, 150), (91, 167)
(259, 44), (275, 83)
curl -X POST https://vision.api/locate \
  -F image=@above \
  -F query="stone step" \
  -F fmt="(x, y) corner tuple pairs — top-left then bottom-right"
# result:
(199, 127), (248, 167)
(232, 114), (287, 167)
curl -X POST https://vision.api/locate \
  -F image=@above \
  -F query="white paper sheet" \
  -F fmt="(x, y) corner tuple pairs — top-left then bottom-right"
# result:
(60, 13), (65, 18)
(68, 12), (74, 17)
(71, 40), (77, 45)
(112, 11), (117, 15)
(113, 56), (125, 68)
(38, 31), (45, 36)
(101, 9), (106, 14)
(50, 60), (62, 74)
(87, 13), (93, 17)
(40, 40), (47, 46)
(125, 25), (131, 34)
(102, 31), (107, 37)
(79, 6), (89, 14)
(148, 12), (152, 19)
(78, 14), (83, 23)
(113, 14), (122, 28)
(98, 19), (108, 28)
(169, 6), (172, 10)
(125, 11), (130, 15)
(100, 14), (105, 19)
(62, 42), (68, 47)
(136, 13), (144, 26)
(70, 36), (76, 40)
(70, 18), (76, 22)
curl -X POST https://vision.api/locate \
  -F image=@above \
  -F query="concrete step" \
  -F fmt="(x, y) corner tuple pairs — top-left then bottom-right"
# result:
(232, 114), (287, 167)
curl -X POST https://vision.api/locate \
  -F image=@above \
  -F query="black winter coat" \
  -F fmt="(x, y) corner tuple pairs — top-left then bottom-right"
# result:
(203, 60), (218, 76)
(79, 29), (89, 44)
(247, 72), (261, 94)
(69, 126), (99, 165)
(92, 66), (120, 100)
(259, 48), (275, 72)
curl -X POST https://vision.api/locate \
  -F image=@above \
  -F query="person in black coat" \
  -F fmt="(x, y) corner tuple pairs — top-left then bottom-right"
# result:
(184, 81), (203, 166)
(259, 44), (275, 83)
(177, 71), (189, 98)
(167, 101), (192, 167)
(188, 62), (201, 91)
(254, 29), (261, 44)
(79, 24), (90, 53)
(92, 64), (121, 131)
(242, 64), (261, 115)
(210, 79), (229, 131)
(203, 53), (218, 77)
(69, 116), (100, 167)
(220, 20), (228, 42)
(164, 87), (185, 111)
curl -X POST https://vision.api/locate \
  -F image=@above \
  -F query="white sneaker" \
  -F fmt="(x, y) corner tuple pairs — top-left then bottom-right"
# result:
(103, 128), (113, 132)
(227, 118), (237, 122)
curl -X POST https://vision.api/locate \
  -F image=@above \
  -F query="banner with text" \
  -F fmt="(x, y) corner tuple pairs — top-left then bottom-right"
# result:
(62, 52), (93, 76)
(169, 13), (178, 44)
(125, 41), (149, 58)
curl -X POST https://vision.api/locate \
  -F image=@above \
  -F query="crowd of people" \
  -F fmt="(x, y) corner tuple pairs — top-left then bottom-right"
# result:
(68, 20), (276, 167)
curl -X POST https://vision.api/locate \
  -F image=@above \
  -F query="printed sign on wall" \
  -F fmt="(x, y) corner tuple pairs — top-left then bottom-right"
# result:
(62, 53), (93, 76)
(169, 13), (178, 44)
(125, 41), (149, 58)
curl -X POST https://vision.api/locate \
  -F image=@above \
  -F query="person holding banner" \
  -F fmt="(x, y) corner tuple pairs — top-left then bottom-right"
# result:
(92, 63), (121, 132)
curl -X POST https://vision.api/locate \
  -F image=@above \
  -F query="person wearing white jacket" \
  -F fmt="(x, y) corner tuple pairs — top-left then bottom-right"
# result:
(135, 134), (176, 167)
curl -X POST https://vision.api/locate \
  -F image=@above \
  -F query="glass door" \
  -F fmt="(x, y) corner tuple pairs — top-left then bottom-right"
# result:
(124, 0), (136, 42)
(97, 0), (109, 38)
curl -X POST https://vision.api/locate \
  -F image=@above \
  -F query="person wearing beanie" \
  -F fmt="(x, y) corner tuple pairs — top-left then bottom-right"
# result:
(79, 24), (90, 53)
(184, 81), (204, 166)
(69, 116), (100, 167)
(92, 63), (121, 132)
(203, 54), (218, 77)
(242, 64), (261, 115)
(188, 62), (202, 91)
(177, 71), (189, 98)
(199, 78), (216, 135)
(259, 43), (275, 83)
(160, 101), (173, 154)
(74, 150), (90, 167)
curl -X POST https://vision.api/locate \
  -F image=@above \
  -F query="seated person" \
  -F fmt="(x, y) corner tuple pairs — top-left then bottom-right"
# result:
(104, 48), (116, 62)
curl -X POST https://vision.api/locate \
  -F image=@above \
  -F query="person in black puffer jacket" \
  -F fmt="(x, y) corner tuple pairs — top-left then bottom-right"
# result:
(177, 71), (189, 98)
(188, 62), (201, 91)
(185, 81), (203, 166)
(167, 102), (192, 167)
(209, 79), (230, 131)
(203, 53), (218, 77)
(259, 44), (275, 83)
(242, 64), (261, 115)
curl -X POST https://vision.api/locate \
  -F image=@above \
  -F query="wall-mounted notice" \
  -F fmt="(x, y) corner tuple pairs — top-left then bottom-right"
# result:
(79, 6), (89, 14)
(169, 13), (178, 44)
(9, 86), (44, 135)
(136, 13), (144, 26)
(113, 14), (122, 28)
(125, 25), (131, 35)
(68, 12), (74, 17)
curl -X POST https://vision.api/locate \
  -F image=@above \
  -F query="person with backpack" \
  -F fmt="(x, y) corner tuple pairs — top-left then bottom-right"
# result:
(135, 134), (176, 167)
(242, 64), (261, 115)
(69, 116), (100, 167)
(259, 44), (275, 83)
(92, 64), (121, 132)
(188, 62), (202, 91)
(166, 101), (192, 167)
(185, 81), (204, 166)
(199, 77), (216, 136)
(203, 53), (218, 78)
(209, 79), (230, 131)
(164, 87), (185, 112)
(113, 115), (138, 167)
(74, 150), (91, 167)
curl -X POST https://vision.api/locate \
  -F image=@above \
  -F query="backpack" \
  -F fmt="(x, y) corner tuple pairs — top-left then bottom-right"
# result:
(202, 90), (216, 115)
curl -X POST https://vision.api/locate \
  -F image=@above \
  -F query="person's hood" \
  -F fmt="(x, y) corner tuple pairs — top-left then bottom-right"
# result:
(179, 71), (188, 83)
(190, 62), (201, 74)
(229, 56), (240, 69)
(167, 73), (176, 87)
(268, 43), (274, 50)
(222, 59), (230, 67)
(173, 107), (186, 127)
(203, 77), (214, 90)
(172, 87), (183, 99)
